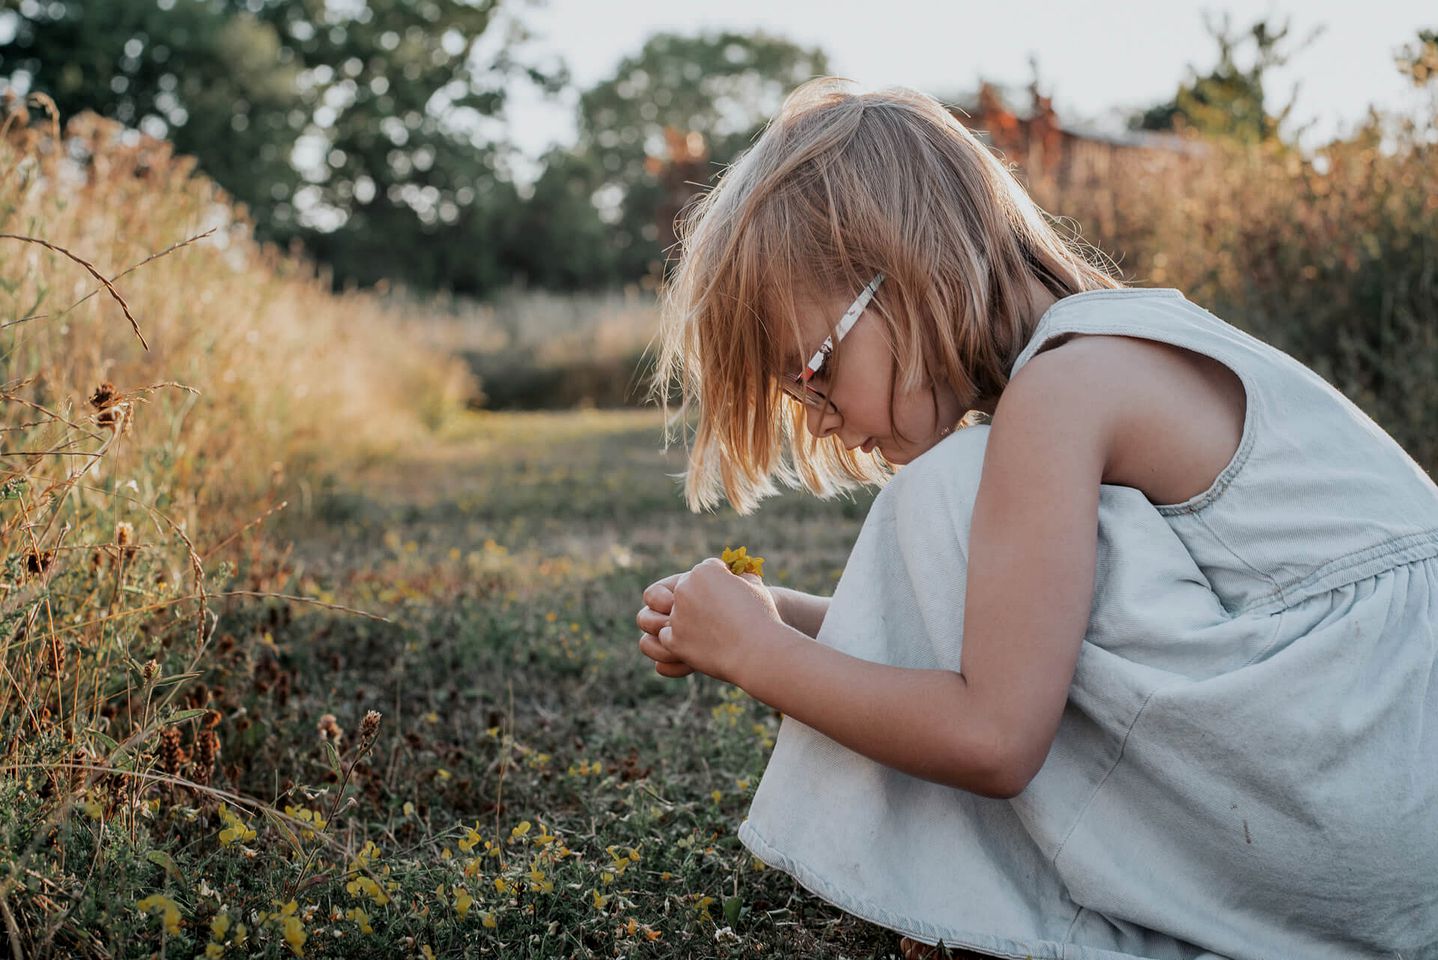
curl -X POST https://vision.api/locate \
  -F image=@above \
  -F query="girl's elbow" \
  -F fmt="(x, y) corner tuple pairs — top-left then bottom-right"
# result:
(955, 728), (1047, 799)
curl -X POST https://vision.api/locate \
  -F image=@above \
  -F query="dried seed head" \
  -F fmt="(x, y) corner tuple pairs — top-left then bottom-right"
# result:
(142, 659), (159, 683)
(158, 726), (188, 776)
(190, 727), (220, 786)
(317, 713), (343, 745)
(359, 710), (382, 748)
(115, 521), (133, 546)
(90, 382), (119, 410)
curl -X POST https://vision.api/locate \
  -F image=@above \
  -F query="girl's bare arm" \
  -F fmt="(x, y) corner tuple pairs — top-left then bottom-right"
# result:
(768, 585), (830, 639)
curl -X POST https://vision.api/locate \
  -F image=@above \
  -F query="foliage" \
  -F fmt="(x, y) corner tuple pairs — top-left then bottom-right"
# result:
(0, 0), (565, 294)
(1131, 11), (1323, 144)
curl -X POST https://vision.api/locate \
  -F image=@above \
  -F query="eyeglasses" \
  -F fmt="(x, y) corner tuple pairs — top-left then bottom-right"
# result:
(779, 272), (885, 412)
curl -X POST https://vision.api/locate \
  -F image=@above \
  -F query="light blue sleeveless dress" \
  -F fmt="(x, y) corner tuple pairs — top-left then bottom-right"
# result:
(736, 287), (1438, 960)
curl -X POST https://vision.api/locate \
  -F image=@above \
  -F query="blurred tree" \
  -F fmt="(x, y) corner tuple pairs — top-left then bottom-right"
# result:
(1395, 29), (1438, 88)
(0, 1), (306, 225)
(504, 144), (620, 290)
(570, 30), (829, 282)
(1131, 11), (1323, 145)
(0, 0), (565, 295)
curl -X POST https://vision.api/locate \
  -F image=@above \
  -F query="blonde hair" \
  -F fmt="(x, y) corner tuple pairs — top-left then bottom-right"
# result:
(647, 77), (1123, 515)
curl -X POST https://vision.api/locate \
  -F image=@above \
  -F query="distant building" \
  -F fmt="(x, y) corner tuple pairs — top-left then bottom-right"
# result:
(949, 80), (1209, 189)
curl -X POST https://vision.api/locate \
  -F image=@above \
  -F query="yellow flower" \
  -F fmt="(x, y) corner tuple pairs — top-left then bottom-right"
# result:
(592, 889), (609, 910)
(720, 545), (765, 576)
(136, 893), (181, 935)
(509, 820), (531, 839)
(205, 943), (225, 959)
(346, 906), (373, 935)
(481, 911), (497, 929)
(453, 885), (473, 919)
(345, 875), (391, 907)
(280, 912), (306, 957)
(217, 804), (256, 846)
(422, 946), (435, 960)
(458, 824), (484, 852)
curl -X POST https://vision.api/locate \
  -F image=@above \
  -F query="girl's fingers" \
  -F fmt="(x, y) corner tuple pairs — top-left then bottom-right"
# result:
(655, 660), (694, 678)
(642, 583), (675, 614)
(635, 605), (669, 635)
(638, 631), (684, 664)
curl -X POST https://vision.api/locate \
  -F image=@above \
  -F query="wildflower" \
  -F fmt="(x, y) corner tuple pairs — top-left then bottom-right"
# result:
(720, 545), (765, 577)
(510, 820), (531, 839)
(481, 912), (497, 929)
(80, 790), (104, 819)
(136, 893), (181, 935)
(204, 944), (224, 959)
(217, 804), (256, 846)
(592, 889), (609, 910)
(458, 824), (484, 853)
(358, 709), (382, 748)
(274, 899), (306, 957)
(316, 714), (344, 746)
(453, 885), (473, 919)
(191, 722), (221, 786)
(158, 726), (188, 775)
(422, 947), (435, 960)
(345, 875), (391, 907)
(346, 906), (373, 935)
(436, 767), (452, 780)
(211, 913), (231, 939)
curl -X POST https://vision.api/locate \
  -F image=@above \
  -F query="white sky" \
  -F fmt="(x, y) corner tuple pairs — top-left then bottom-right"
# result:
(497, 0), (1436, 186)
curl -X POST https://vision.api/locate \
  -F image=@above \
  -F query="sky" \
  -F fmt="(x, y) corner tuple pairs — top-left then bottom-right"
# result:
(494, 0), (1436, 188)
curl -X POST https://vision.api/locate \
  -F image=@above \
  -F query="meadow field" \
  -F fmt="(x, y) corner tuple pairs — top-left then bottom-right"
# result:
(0, 85), (1433, 958)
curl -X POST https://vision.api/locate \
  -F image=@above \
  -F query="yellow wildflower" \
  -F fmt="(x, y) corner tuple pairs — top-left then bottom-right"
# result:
(211, 913), (231, 939)
(346, 906), (373, 934)
(453, 885), (473, 919)
(217, 804), (256, 846)
(720, 545), (765, 576)
(592, 889), (609, 910)
(481, 912), (497, 929)
(422, 946), (435, 960)
(510, 820), (531, 839)
(136, 893), (181, 935)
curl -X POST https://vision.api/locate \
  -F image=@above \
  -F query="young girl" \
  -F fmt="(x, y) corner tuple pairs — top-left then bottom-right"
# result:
(633, 78), (1438, 960)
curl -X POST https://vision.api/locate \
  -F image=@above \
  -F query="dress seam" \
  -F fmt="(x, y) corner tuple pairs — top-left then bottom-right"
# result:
(1195, 507), (1287, 611)
(1232, 527), (1438, 616)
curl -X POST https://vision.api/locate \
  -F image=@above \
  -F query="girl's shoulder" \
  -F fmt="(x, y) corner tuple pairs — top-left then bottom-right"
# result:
(1018, 332), (1247, 512)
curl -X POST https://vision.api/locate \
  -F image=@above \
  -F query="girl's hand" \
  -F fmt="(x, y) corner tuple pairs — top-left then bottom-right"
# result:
(636, 572), (694, 678)
(654, 557), (782, 685)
